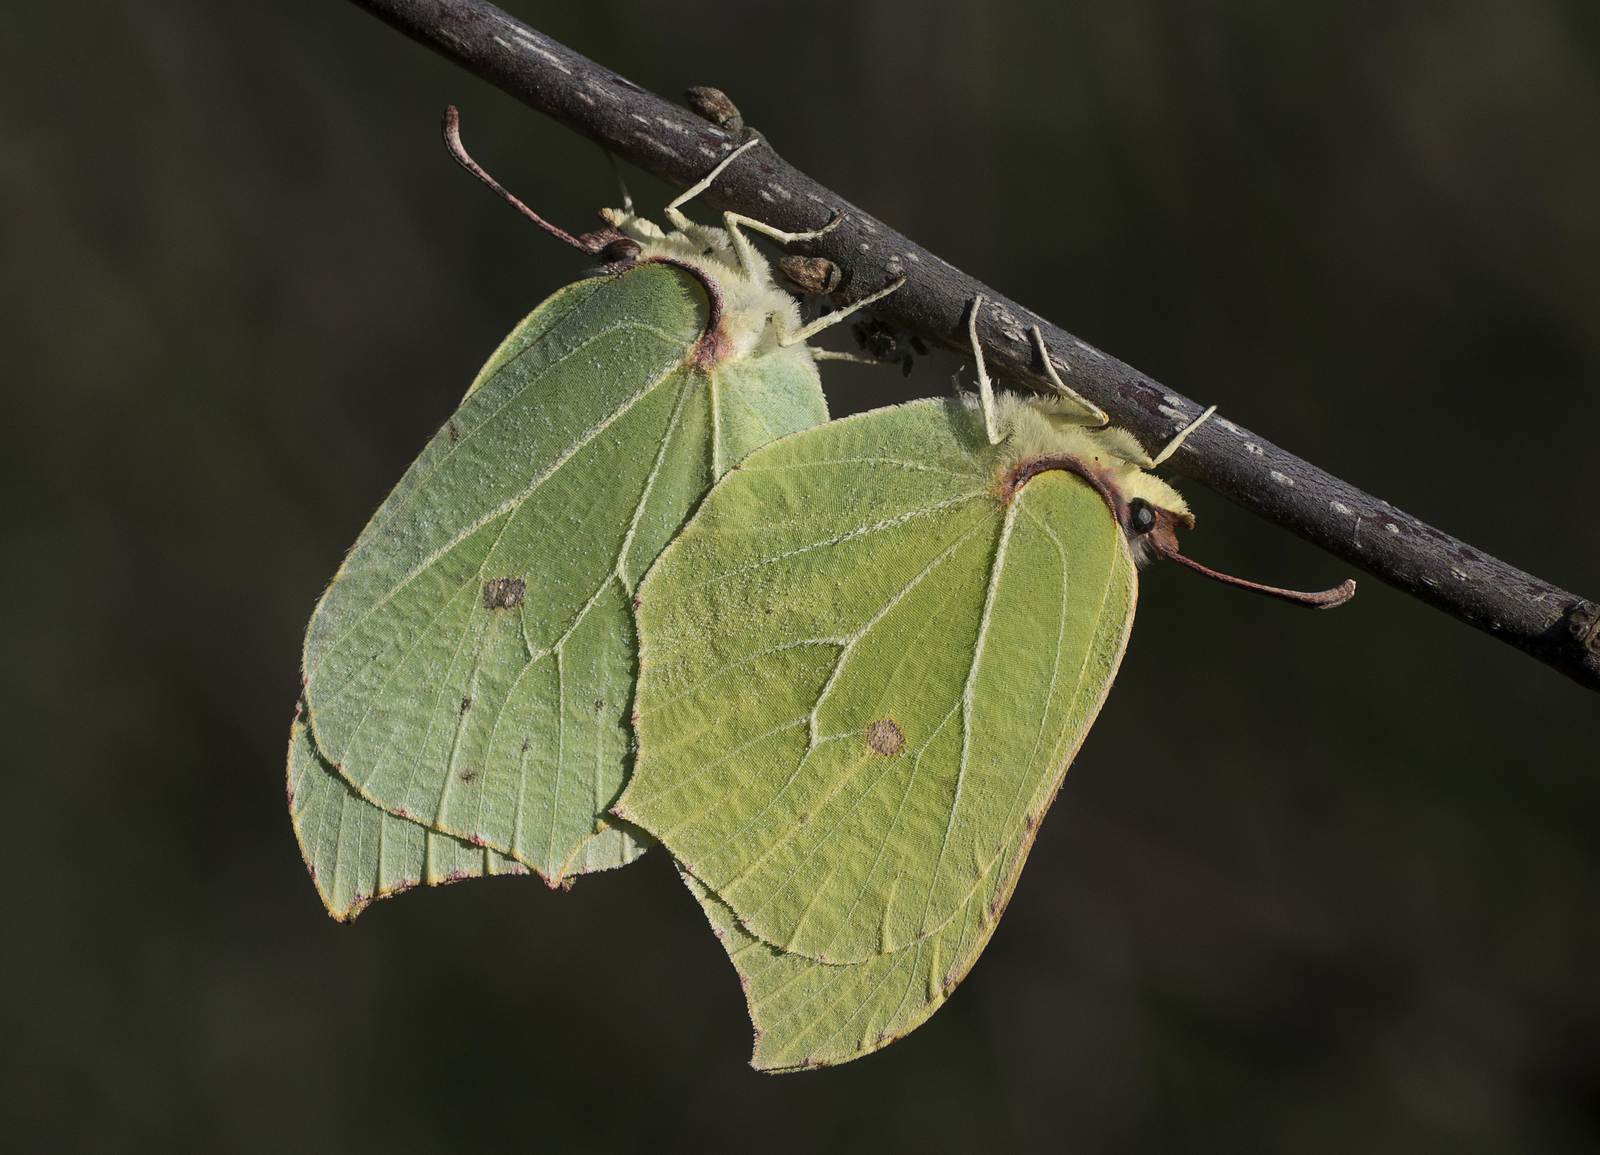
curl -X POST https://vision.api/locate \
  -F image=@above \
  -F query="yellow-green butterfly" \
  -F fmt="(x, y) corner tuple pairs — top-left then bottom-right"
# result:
(290, 108), (901, 918)
(615, 308), (1353, 1070)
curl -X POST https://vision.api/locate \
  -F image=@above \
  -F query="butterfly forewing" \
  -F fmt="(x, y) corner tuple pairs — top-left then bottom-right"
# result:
(287, 717), (527, 921)
(620, 399), (1137, 969)
(300, 263), (827, 886)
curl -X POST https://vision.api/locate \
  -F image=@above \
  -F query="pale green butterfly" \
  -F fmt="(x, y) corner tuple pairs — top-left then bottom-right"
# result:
(290, 107), (902, 918)
(614, 305), (1353, 1069)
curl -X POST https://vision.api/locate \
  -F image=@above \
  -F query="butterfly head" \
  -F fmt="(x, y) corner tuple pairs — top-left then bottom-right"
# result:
(990, 393), (1355, 607)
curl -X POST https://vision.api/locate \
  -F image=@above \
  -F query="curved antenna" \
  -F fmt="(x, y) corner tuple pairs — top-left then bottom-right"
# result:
(442, 105), (600, 253)
(1153, 541), (1356, 608)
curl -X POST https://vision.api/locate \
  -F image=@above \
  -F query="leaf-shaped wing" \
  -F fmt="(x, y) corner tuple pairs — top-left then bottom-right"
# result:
(302, 263), (826, 885)
(288, 715), (533, 921)
(682, 834), (1013, 1072)
(619, 399), (1136, 963)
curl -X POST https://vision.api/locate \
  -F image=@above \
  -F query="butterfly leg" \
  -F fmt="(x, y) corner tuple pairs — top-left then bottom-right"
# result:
(1029, 326), (1108, 426)
(662, 138), (848, 280)
(968, 296), (1003, 445)
(1148, 404), (1219, 467)
(661, 135), (907, 347)
(720, 209), (845, 284)
(603, 149), (634, 216)
(810, 350), (898, 365)
(663, 136), (763, 231)
(777, 277), (906, 347)
(723, 207), (903, 347)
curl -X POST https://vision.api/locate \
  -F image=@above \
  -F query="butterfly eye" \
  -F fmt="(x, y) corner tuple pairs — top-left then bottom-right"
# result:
(1129, 499), (1158, 535)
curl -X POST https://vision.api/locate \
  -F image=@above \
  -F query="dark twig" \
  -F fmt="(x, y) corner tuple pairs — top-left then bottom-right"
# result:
(347, 0), (1600, 692)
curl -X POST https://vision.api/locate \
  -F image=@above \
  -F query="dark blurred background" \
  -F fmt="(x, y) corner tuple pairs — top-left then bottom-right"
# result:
(3, 0), (1598, 1150)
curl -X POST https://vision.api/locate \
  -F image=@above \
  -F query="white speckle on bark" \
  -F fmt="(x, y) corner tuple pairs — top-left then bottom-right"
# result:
(858, 242), (870, 253)
(1331, 501), (1352, 515)
(1245, 443), (1264, 456)
(517, 36), (572, 73)
(1270, 470), (1295, 486)
(635, 132), (676, 157)
(1385, 523), (1400, 534)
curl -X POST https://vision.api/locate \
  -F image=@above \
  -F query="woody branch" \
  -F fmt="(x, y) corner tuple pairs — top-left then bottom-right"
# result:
(347, 0), (1600, 692)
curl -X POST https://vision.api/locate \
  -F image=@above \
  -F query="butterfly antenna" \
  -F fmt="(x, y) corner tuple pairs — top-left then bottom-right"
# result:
(443, 106), (600, 253)
(1153, 541), (1356, 608)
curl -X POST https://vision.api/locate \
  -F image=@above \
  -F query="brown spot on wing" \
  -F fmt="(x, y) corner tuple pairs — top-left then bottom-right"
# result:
(864, 719), (905, 756)
(482, 577), (525, 609)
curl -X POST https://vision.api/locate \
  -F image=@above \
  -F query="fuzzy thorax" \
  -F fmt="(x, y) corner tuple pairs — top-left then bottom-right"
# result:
(995, 394), (1189, 512)
(602, 208), (811, 369)
(989, 392), (1192, 563)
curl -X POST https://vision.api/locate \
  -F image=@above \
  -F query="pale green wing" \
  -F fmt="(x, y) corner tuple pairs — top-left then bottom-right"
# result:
(463, 279), (604, 402)
(288, 716), (530, 921)
(303, 263), (826, 884)
(682, 843), (1012, 1071)
(683, 523), (1131, 1068)
(706, 350), (834, 476)
(618, 398), (1136, 963)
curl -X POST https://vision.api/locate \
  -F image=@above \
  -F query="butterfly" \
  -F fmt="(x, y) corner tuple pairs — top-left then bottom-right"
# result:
(615, 303), (1352, 1069)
